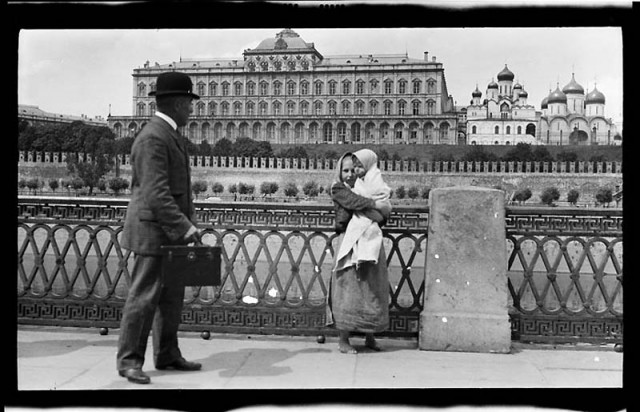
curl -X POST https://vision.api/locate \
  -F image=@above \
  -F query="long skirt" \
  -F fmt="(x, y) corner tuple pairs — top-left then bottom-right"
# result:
(325, 233), (389, 333)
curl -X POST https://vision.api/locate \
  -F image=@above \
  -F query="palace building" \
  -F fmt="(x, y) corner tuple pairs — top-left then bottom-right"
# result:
(465, 65), (540, 146)
(539, 74), (619, 145)
(107, 29), (460, 145)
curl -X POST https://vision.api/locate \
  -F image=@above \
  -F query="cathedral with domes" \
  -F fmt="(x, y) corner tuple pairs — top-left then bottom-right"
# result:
(465, 65), (540, 145)
(539, 74), (618, 145)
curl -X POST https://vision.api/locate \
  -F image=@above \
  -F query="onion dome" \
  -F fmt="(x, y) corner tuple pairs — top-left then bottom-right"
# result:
(513, 82), (523, 90)
(519, 89), (528, 98)
(487, 79), (498, 89)
(541, 95), (548, 109)
(497, 64), (515, 81)
(562, 73), (585, 95)
(548, 85), (567, 104)
(586, 86), (605, 104)
(472, 85), (482, 98)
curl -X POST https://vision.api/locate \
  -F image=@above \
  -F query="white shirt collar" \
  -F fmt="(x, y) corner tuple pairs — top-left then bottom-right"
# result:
(155, 111), (177, 130)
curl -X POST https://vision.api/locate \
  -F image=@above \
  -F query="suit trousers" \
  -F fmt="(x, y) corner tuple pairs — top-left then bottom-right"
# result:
(116, 254), (184, 371)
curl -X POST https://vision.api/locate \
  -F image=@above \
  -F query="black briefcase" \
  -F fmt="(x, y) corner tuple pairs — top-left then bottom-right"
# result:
(160, 245), (222, 287)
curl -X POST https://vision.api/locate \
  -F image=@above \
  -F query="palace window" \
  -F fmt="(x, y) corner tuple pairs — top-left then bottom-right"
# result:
(209, 102), (217, 116)
(273, 61), (282, 71)
(301, 60), (309, 71)
(370, 79), (379, 93)
(314, 101), (323, 115)
(315, 81), (323, 95)
(338, 124), (347, 143)
(506, 125), (511, 134)
(273, 101), (281, 115)
(398, 80), (407, 94)
(356, 101), (365, 115)
(342, 101), (350, 115)
(138, 83), (146, 96)
(413, 80), (421, 94)
(259, 102), (268, 116)
(287, 60), (296, 71)
(287, 82), (296, 95)
(273, 82), (282, 96)
(234, 102), (242, 116)
(221, 102), (229, 116)
(370, 100), (378, 115)
(517, 125), (522, 134)
(384, 101), (392, 115)
(324, 123), (333, 142)
(300, 101), (309, 115)
(472, 125), (477, 134)
(149, 102), (156, 114)
(287, 102), (296, 115)
(209, 82), (217, 96)
(494, 125), (500, 134)
(196, 102), (205, 116)
(329, 81), (337, 95)
(342, 80), (351, 95)
(309, 123), (318, 141)
(352, 123), (361, 142)
(426, 100), (435, 115)
(246, 102), (254, 116)
(300, 81), (309, 95)
(412, 101), (420, 115)
(384, 80), (393, 94)
(329, 101), (337, 115)
(260, 82), (268, 96)
(222, 83), (229, 96)
(427, 80), (436, 94)
(247, 82), (255, 96)
(356, 80), (364, 94)
(234, 82), (242, 96)
(197, 82), (205, 97)
(261, 61), (269, 72)
(398, 101), (406, 115)
(136, 102), (145, 116)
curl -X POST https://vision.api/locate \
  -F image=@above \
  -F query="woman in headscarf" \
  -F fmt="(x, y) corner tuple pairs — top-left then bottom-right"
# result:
(325, 151), (392, 354)
(334, 149), (391, 272)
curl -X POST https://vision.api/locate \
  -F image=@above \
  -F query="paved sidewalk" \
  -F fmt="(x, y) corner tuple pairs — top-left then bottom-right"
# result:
(16, 325), (623, 390)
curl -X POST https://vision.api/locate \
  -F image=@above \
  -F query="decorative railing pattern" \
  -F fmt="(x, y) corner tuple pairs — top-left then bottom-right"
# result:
(17, 196), (622, 343)
(18, 151), (622, 174)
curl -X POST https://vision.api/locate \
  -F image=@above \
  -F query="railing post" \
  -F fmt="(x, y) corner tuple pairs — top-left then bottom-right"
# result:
(419, 186), (511, 353)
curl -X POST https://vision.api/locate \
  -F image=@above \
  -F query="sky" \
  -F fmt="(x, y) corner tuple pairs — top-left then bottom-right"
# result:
(17, 27), (624, 131)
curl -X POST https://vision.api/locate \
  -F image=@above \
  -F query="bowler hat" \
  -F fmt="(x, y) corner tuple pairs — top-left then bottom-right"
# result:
(149, 71), (200, 99)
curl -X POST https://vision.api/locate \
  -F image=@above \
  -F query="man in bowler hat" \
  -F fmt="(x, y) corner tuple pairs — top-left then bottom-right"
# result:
(116, 71), (202, 384)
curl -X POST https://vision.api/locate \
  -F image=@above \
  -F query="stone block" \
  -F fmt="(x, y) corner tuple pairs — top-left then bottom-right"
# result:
(419, 186), (511, 353)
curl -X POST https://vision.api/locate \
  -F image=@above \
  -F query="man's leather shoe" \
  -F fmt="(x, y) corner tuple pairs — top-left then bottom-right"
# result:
(156, 357), (202, 371)
(118, 368), (151, 384)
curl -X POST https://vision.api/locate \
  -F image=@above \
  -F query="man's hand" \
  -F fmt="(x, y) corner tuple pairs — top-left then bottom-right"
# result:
(375, 199), (392, 217)
(183, 226), (202, 245)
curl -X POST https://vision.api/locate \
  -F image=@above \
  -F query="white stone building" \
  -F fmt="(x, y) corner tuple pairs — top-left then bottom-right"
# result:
(465, 65), (540, 146)
(539, 74), (619, 145)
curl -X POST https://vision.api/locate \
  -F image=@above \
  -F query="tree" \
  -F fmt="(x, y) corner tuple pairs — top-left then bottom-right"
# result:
(233, 137), (273, 158)
(66, 152), (113, 195)
(595, 188), (613, 207)
(48, 179), (60, 192)
(228, 183), (238, 196)
(211, 182), (224, 195)
(502, 142), (533, 162)
(108, 177), (129, 196)
(377, 149), (390, 161)
(407, 186), (420, 200)
(462, 145), (499, 163)
(557, 151), (578, 163)
(567, 189), (580, 206)
(302, 181), (320, 197)
(192, 180), (208, 199)
(114, 137), (134, 155)
(531, 146), (554, 163)
(283, 182), (299, 199)
(420, 187), (430, 200)
(70, 177), (85, 195)
(277, 146), (308, 159)
(18, 179), (27, 193)
(260, 181), (279, 197)
(212, 138), (234, 157)
(540, 187), (560, 206)
(26, 178), (41, 195)
(198, 140), (213, 156)
(395, 185), (406, 199)
(513, 188), (532, 205)
(97, 179), (107, 193)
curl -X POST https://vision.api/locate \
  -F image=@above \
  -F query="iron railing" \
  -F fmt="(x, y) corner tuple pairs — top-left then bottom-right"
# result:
(17, 196), (622, 343)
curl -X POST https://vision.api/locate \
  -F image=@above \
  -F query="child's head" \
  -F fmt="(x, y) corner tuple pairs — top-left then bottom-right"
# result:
(352, 149), (378, 178)
(337, 152), (356, 187)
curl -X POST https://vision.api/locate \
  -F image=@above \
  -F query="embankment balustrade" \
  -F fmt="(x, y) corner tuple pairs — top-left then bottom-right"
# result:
(17, 196), (622, 343)
(18, 151), (622, 174)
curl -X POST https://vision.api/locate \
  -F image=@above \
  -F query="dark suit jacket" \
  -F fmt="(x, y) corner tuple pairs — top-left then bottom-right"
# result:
(121, 115), (196, 255)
